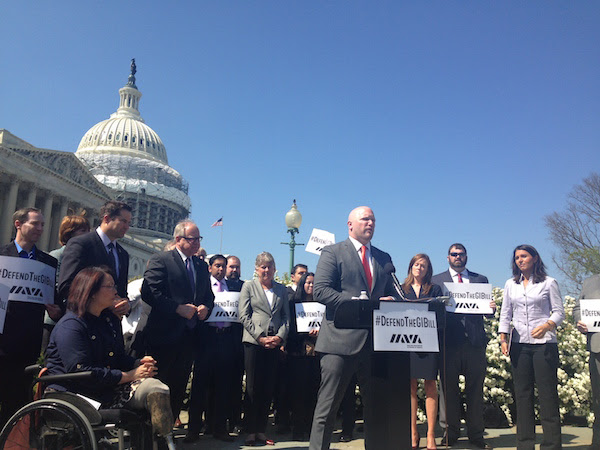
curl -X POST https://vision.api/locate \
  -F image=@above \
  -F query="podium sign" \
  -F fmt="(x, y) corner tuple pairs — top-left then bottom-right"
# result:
(295, 302), (325, 332)
(580, 299), (600, 332)
(373, 302), (439, 352)
(0, 256), (56, 333)
(443, 282), (493, 314)
(206, 292), (240, 322)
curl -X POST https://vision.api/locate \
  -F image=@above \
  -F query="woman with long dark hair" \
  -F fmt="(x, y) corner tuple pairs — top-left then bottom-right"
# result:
(287, 272), (320, 440)
(401, 253), (443, 450)
(499, 244), (564, 449)
(46, 267), (175, 446)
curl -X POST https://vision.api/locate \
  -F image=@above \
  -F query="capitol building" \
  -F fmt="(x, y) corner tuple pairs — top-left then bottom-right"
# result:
(0, 60), (191, 278)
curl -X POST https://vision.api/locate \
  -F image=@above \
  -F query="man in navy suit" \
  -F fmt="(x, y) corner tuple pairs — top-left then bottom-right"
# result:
(309, 206), (397, 450)
(0, 207), (59, 426)
(58, 200), (132, 315)
(432, 243), (494, 449)
(142, 220), (214, 419)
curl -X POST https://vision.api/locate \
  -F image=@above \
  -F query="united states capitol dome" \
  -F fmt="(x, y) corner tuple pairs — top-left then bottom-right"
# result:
(76, 60), (191, 238)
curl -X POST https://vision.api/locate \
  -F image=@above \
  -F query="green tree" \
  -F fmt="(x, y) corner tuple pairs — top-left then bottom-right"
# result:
(545, 172), (600, 293)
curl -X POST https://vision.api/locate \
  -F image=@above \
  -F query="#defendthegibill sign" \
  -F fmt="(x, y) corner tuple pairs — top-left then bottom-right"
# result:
(579, 299), (600, 332)
(0, 255), (56, 333)
(206, 292), (240, 322)
(443, 282), (493, 314)
(373, 302), (439, 352)
(295, 302), (326, 332)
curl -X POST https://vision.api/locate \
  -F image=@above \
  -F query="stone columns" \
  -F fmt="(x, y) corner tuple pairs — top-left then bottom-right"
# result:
(26, 186), (37, 208)
(39, 193), (54, 251)
(1, 179), (20, 244)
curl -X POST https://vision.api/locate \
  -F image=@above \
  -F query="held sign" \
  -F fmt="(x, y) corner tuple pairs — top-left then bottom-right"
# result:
(580, 299), (600, 332)
(295, 302), (326, 332)
(443, 282), (493, 314)
(373, 302), (439, 352)
(305, 228), (335, 256)
(0, 255), (56, 333)
(206, 292), (240, 323)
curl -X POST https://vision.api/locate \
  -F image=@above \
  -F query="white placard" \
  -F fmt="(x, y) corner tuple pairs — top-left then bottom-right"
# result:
(373, 302), (439, 352)
(443, 282), (493, 314)
(295, 302), (326, 332)
(580, 299), (600, 332)
(305, 228), (335, 256)
(206, 291), (240, 322)
(0, 255), (56, 333)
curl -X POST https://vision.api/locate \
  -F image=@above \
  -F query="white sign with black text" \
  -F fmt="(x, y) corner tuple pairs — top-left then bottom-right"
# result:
(295, 302), (326, 332)
(579, 299), (600, 332)
(373, 302), (439, 352)
(443, 282), (493, 314)
(0, 255), (56, 333)
(305, 228), (335, 256)
(206, 292), (240, 323)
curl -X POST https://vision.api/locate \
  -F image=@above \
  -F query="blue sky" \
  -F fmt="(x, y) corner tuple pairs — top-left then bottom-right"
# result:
(2, 2), (598, 292)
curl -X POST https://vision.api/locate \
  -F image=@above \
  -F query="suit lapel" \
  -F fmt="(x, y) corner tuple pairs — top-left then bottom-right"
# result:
(172, 250), (193, 299)
(254, 279), (273, 314)
(345, 239), (369, 291)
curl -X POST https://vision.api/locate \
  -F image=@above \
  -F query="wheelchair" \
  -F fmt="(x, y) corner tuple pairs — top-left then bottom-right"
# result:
(0, 365), (175, 449)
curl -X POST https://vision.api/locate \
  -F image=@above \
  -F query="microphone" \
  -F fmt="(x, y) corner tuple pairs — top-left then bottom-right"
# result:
(384, 262), (406, 301)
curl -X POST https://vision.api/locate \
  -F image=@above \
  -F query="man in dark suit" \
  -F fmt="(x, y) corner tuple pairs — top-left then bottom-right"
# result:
(574, 274), (600, 449)
(226, 255), (245, 434)
(432, 243), (494, 449)
(309, 206), (397, 450)
(142, 220), (214, 419)
(58, 200), (131, 315)
(185, 254), (236, 443)
(0, 207), (59, 426)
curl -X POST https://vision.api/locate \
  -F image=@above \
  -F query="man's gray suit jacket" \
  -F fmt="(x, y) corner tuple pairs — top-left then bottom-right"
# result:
(574, 274), (600, 353)
(314, 238), (396, 356)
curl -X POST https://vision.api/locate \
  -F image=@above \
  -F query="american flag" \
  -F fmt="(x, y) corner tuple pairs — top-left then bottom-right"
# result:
(211, 217), (223, 227)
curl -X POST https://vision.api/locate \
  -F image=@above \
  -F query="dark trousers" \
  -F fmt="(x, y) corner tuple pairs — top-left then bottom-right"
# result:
(339, 374), (357, 436)
(188, 327), (237, 434)
(0, 356), (34, 427)
(230, 325), (245, 428)
(274, 352), (292, 427)
(511, 343), (562, 450)
(440, 340), (486, 441)
(309, 347), (373, 450)
(244, 343), (278, 434)
(149, 337), (195, 420)
(289, 355), (320, 434)
(590, 351), (600, 446)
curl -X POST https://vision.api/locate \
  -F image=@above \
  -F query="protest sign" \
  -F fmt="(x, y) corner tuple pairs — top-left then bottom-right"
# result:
(295, 302), (326, 332)
(373, 302), (439, 352)
(443, 282), (493, 314)
(305, 228), (335, 256)
(206, 291), (240, 322)
(0, 256), (56, 333)
(580, 299), (600, 332)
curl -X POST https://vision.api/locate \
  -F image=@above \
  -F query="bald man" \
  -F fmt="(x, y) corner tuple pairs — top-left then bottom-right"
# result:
(309, 206), (397, 450)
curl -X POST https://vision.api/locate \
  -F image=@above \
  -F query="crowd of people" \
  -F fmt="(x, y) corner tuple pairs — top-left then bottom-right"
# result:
(0, 201), (598, 450)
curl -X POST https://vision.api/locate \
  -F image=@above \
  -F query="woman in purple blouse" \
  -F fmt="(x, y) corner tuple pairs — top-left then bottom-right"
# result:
(499, 244), (564, 450)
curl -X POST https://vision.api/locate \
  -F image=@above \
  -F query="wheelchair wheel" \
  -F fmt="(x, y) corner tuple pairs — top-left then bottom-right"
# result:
(0, 398), (97, 450)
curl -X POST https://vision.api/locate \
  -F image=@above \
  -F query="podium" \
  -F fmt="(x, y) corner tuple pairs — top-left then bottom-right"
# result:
(334, 298), (446, 450)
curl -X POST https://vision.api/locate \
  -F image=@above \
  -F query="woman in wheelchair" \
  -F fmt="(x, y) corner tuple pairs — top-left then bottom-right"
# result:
(45, 266), (174, 442)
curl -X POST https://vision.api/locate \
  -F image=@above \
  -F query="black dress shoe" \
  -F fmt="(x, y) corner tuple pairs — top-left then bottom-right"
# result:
(214, 432), (235, 442)
(470, 439), (492, 449)
(183, 432), (200, 443)
(339, 434), (353, 442)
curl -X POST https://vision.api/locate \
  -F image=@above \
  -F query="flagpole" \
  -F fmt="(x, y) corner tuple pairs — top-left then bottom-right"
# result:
(220, 216), (223, 253)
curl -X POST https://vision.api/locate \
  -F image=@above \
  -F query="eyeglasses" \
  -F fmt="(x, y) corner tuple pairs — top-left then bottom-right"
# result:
(449, 252), (466, 257)
(180, 236), (203, 243)
(101, 284), (117, 290)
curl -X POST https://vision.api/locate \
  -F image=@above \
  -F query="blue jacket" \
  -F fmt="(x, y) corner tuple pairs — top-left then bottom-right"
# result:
(46, 310), (135, 405)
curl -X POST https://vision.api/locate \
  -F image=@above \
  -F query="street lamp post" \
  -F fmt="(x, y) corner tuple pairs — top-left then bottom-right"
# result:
(281, 199), (304, 276)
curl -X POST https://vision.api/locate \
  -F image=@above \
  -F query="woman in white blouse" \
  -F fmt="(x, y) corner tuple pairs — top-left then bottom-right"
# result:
(499, 244), (564, 450)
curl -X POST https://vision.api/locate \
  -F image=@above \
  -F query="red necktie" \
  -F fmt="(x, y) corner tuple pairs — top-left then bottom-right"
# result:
(361, 245), (372, 291)
(457, 273), (463, 283)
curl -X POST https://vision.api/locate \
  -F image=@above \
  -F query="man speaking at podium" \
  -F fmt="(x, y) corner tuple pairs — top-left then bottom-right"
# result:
(309, 206), (398, 450)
